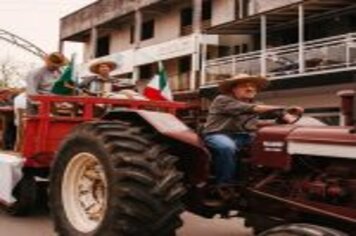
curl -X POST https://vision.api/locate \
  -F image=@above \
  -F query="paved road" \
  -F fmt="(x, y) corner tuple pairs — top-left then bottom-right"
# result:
(0, 209), (253, 236)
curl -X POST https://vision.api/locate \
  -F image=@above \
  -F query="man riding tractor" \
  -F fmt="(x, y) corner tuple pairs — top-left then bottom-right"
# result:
(202, 73), (303, 188)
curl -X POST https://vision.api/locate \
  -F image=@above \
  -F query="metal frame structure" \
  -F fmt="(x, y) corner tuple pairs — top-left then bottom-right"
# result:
(204, 32), (356, 85)
(0, 28), (46, 59)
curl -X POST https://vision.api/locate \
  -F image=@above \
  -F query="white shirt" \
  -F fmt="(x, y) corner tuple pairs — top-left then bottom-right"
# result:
(14, 92), (27, 126)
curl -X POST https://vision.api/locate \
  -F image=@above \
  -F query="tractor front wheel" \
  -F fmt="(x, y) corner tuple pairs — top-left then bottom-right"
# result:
(5, 173), (37, 216)
(50, 121), (185, 236)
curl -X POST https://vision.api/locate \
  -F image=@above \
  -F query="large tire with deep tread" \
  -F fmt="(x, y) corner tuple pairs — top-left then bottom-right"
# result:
(50, 121), (185, 236)
(5, 174), (37, 216)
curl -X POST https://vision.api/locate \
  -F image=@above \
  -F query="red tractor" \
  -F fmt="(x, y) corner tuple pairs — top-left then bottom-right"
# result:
(0, 92), (355, 235)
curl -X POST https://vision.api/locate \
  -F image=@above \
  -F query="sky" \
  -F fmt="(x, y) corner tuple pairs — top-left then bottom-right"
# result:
(0, 0), (96, 65)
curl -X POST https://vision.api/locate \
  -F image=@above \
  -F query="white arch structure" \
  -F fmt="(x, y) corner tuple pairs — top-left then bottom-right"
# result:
(0, 28), (46, 59)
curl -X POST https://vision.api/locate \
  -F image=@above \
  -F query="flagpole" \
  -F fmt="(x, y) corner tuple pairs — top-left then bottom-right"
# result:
(72, 53), (78, 96)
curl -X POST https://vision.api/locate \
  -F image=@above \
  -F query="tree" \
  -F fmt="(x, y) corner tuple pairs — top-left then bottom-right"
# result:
(0, 56), (34, 88)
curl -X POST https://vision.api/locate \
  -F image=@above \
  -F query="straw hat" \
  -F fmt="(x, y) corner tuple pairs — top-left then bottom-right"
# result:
(89, 60), (117, 74)
(219, 73), (269, 94)
(44, 52), (68, 67)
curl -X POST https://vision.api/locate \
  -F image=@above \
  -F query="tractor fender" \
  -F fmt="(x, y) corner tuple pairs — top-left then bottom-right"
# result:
(103, 109), (211, 185)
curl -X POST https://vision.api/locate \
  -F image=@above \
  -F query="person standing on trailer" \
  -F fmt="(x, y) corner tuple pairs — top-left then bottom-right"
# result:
(26, 52), (68, 113)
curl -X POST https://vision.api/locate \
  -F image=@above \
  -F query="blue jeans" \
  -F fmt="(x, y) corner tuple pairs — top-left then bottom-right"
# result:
(204, 133), (252, 184)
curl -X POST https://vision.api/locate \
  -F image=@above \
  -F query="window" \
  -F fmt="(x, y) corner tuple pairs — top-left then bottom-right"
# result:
(96, 36), (110, 57)
(242, 43), (248, 53)
(181, 7), (193, 27)
(218, 46), (231, 57)
(202, 0), (212, 21)
(141, 20), (155, 41)
(178, 56), (191, 73)
(140, 64), (154, 79)
(234, 45), (241, 54)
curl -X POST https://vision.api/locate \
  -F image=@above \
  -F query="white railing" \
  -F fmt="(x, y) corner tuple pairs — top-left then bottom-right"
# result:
(204, 32), (356, 85)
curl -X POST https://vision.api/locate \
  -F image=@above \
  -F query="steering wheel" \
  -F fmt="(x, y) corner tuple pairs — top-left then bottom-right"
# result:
(242, 107), (303, 131)
(280, 107), (303, 124)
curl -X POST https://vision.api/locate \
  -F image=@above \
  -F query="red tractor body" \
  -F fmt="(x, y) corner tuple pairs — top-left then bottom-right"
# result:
(20, 95), (209, 182)
(252, 125), (356, 170)
(1, 91), (355, 235)
(249, 124), (356, 231)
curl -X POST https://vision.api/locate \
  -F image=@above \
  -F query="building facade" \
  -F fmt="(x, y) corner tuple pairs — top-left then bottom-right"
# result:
(60, 0), (356, 124)
(203, 0), (356, 124)
(60, 0), (253, 101)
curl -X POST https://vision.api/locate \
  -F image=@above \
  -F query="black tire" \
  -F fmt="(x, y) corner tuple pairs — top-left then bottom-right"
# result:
(258, 223), (349, 236)
(50, 121), (185, 236)
(5, 174), (37, 216)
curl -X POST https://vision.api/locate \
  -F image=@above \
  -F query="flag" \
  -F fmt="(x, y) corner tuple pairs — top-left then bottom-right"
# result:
(51, 54), (76, 95)
(143, 61), (172, 101)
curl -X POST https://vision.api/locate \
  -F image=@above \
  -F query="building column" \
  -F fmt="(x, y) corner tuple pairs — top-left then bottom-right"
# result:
(191, 35), (201, 90)
(249, 0), (257, 16)
(191, 0), (203, 90)
(193, 0), (203, 33)
(133, 9), (143, 83)
(133, 66), (140, 86)
(58, 40), (64, 53)
(90, 27), (98, 59)
(238, 0), (244, 19)
(260, 14), (267, 76)
(134, 9), (142, 49)
(201, 41), (208, 86)
(298, 4), (305, 73)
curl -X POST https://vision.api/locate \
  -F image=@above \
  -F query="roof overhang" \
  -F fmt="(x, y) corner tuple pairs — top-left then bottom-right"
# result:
(205, 0), (356, 35)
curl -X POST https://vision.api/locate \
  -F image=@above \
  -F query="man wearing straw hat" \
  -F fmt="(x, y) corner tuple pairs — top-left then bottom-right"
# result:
(80, 59), (118, 97)
(203, 73), (303, 185)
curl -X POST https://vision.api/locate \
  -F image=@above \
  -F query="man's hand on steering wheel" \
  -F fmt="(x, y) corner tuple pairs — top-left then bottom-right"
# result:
(279, 106), (304, 124)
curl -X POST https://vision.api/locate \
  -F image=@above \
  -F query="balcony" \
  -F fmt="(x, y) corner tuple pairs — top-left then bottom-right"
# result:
(204, 32), (356, 86)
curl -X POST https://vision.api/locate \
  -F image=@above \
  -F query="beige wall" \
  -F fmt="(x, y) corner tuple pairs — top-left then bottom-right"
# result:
(83, 41), (91, 61)
(136, 58), (186, 91)
(253, 0), (302, 15)
(259, 83), (356, 108)
(140, 2), (190, 48)
(165, 58), (179, 89)
(110, 25), (134, 52)
(212, 0), (236, 26)
(82, 1), (254, 61)
(219, 35), (253, 48)
(89, 1), (191, 56)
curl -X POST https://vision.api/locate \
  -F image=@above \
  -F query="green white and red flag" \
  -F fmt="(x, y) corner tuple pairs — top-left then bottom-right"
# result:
(143, 61), (172, 101)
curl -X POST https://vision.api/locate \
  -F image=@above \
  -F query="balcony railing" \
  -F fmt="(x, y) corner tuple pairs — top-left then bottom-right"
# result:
(204, 32), (356, 85)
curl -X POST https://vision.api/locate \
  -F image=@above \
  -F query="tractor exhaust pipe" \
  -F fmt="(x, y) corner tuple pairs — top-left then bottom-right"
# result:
(337, 90), (355, 129)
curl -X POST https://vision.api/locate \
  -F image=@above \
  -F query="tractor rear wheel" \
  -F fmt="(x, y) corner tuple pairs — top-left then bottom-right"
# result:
(258, 223), (348, 236)
(50, 121), (185, 236)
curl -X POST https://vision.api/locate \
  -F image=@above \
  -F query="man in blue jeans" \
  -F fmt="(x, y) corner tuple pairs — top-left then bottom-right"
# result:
(203, 73), (303, 185)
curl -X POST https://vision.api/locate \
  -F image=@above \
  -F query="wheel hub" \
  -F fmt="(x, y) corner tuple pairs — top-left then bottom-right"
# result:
(62, 152), (107, 233)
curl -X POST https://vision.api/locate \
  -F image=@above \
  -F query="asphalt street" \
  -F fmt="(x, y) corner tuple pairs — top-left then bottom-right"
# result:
(0, 209), (253, 236)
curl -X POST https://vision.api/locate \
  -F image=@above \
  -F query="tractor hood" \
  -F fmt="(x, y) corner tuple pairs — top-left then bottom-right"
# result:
(287, 126), (356, 159)
(252, 125), (356, 170)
